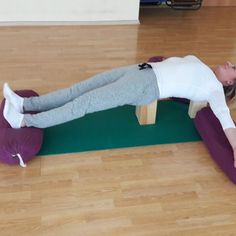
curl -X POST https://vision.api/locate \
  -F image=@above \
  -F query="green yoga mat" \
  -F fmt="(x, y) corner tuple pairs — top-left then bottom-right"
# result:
(38, 100), (201, 156)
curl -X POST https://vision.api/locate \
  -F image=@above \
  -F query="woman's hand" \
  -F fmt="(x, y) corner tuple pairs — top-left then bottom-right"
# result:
(233, 148), (236, 168)
(224, 128), (236, 168)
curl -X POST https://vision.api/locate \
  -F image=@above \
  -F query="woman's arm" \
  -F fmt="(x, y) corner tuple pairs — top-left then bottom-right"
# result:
(208, 89), (236, 167)
(224, 128), (236, 168)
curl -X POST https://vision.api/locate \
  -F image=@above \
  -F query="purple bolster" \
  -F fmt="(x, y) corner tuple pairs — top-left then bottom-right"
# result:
(194, 107), (236, 184)
(0, 90), (43, 165)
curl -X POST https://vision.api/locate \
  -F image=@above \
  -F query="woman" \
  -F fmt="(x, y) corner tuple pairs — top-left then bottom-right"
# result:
(3, 55), (236, 166)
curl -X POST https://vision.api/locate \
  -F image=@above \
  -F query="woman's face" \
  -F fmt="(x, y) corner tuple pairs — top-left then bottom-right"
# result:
(214, 61), (236, 86)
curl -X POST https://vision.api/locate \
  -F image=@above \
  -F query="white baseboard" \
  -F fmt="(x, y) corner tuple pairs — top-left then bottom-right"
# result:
(0, 20), (140, 26)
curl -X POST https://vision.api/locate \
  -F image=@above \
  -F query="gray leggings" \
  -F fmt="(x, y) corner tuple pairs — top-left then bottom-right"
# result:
(23, 64), (159, 128)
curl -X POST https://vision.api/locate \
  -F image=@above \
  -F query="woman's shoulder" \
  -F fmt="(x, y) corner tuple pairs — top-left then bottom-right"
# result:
(183, 55), (200, 61)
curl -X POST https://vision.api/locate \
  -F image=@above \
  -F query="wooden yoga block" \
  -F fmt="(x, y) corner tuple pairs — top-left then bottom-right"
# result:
(135, 100), (157, 125)
(188, 100), (208, 118)
(136, 99), (208, 125)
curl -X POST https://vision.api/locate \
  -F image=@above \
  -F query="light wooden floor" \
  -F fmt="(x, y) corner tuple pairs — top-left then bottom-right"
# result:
(0, 6), (236, 236)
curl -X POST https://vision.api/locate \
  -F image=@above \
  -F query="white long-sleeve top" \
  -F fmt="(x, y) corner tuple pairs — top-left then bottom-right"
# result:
(149, 55), (235, 130)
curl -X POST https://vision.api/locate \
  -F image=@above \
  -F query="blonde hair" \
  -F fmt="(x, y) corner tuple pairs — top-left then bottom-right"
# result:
(224, 83), (236, 109)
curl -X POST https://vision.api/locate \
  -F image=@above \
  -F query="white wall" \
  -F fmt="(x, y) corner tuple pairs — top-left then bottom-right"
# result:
(0, 0), (140, 24)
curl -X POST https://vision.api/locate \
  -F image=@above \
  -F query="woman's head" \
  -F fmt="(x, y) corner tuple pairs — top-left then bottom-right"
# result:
(218, 61), (236, 106)
(214, 61), (236, 86)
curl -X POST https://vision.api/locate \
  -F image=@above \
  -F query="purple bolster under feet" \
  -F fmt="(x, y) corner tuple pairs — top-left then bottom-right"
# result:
(0, 90), (43, 166)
